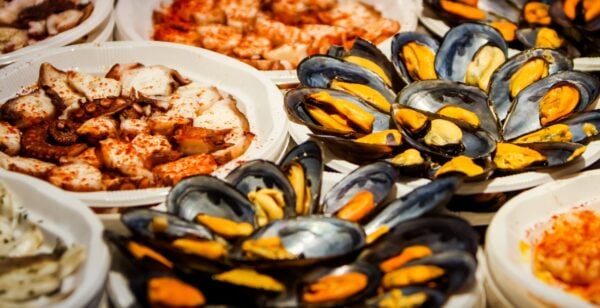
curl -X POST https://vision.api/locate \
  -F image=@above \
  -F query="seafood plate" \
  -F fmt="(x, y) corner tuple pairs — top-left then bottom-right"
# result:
(0, 0), (113, 65)
(115, 0), (421, 84)
(0, 170), (108, 307)
(0, 41), (288, 206)
(486, 169), (600, 307)
(287, 23), (600, 194)
(106, 141), (485, 307)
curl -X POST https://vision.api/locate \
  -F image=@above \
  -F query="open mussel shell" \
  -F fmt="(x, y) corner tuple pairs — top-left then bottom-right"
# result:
(550, 0), (600, 33)
(502, 71), (600, 140)
(488, 48), (573, 122)
(285, 87), (391, 138)
(516, 27), (581, 58)
(429, 155), (495, 182)
(493, 142), (587, 173)
(322, 161), (397, 221)
(279, 141), (324, 215)
(366, 286), (447, 308)
(296, 55), (396, 113)
(511, 110), (600, 144)
(392, 104), (497, 160)
(360, 216), (479, 265)
(391, 32), (440, 84)
(397, 79), (501, 139)
(426, 0), (520, 24)
(297, 261), (382, 308)
(121, 209), (216, 242)
(386, 148), (433, 177)
(226, 160), (297, 219)
(230, 216), (365, 268)
(166, 175), (256, 226)
(363, 176), (462, 242)
(435, 23), (508, 84)
(386, 251), (477, 295)
(327, 37), (404, 92)
(309, 132), (402, 165)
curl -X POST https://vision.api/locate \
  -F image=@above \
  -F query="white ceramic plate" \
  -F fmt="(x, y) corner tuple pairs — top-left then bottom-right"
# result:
(0, 41), (289, 207)
(486, 169), (600, 307)
(289, 120), (600, 194)
(0, 170), (109, 308)
(115, 0), (422, 85)
(0, 0), (114, 66)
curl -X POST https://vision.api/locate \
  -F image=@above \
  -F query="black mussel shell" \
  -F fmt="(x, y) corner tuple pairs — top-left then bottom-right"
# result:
(360, 216), (479, 264)
(502, 70), (600, 140)
(279, 141), (324, 215)
(322, 161), (397, 219)
(229, 216), (365, 268)
(298, 261), (382, 308)
(363, 176), (463, 240)
(327, 37), (404, 92)
(166, 175), (256, 226)
(391, 32), (440, 84)
(435, 23), (508, 84)
(226, 160), (297, 219)
(121, 209), (215, 242)
(285, 87), (391, 139)
(396, 80), (501, 140)
(493, 142), (587, 173)
(428, 156), (495, 182)
(488, 48), (572, 122)
(392, 105), (497, 160)
(309, 133), (402, 165)
(366, 287), (447, 308)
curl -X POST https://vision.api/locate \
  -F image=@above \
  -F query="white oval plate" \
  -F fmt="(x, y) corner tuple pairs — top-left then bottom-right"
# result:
(0, 41), (289, 207)
(115, 0), (422, 85)
(289, 120), (600, 194)
(486, 169), (600, 307)
(0, 170), (109, 308)
(0, 0), (114, 66)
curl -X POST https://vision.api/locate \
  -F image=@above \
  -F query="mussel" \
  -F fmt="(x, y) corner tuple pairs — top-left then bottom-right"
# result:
(297, 55), (396, 113)
(391, 32), (440, 84)
(488, 48), (573, 122)
(327, 37), (404, 92)
(516, 27), (580, 57)
(279, 141), (324, 216)
(226, 160), (297, 226)
(299, 261), (381, 307)
(322, 161), (397, 222)
(364, 176), (462, 244)
(426, 0), (520, 24)
(366, 287), (446, 308)
(429, 155), (495, 181)
(511, 110), (600, 144)
(396, 79), (501, 139)
(392, 105), (497, 160)
(166, 175), (257, 238)
(502, 70), (600, 140)
(493, 141), (586, 172)
(230, 217), (365, 268)
(435, 23), (508, 92)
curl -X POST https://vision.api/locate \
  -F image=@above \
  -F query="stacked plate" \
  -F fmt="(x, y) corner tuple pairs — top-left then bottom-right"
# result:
(486, 170), (600, 307)
(0, 0), (115, 66)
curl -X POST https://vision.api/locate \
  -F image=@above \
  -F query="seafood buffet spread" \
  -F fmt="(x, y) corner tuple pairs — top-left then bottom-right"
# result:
(106, 141), (481, 307)
(0, 62), (253, 192)
(531, 209), (600, 305)
(0, 0), (94, 54)
(424, 0), (600, 58)
(152, 0), (400, 70)
(0, 182), (86, 306)
(286, 20), (600, 182)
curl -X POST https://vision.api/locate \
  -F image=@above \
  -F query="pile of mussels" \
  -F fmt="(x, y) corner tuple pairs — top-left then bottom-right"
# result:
(286, 23), (600, 182)
(424, 0), (600, 57)
(106, 141), (479, 307)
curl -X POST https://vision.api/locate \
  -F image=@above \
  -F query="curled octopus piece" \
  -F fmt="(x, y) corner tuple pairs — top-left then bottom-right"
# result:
(68, 97), (132, 122)
(0, 121), (21, 156)
(48, 119), (80, 145)
(21, 123), (87, 162)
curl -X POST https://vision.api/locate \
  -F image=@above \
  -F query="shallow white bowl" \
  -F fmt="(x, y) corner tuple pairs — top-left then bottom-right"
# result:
(0, 170), (109, 308)
(115, 0), (422, 84)
(86, 11), (116, 44)
(486, 169), (600, 307)
(0, 41), (288, 207)
(0, 0), (114, 66)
